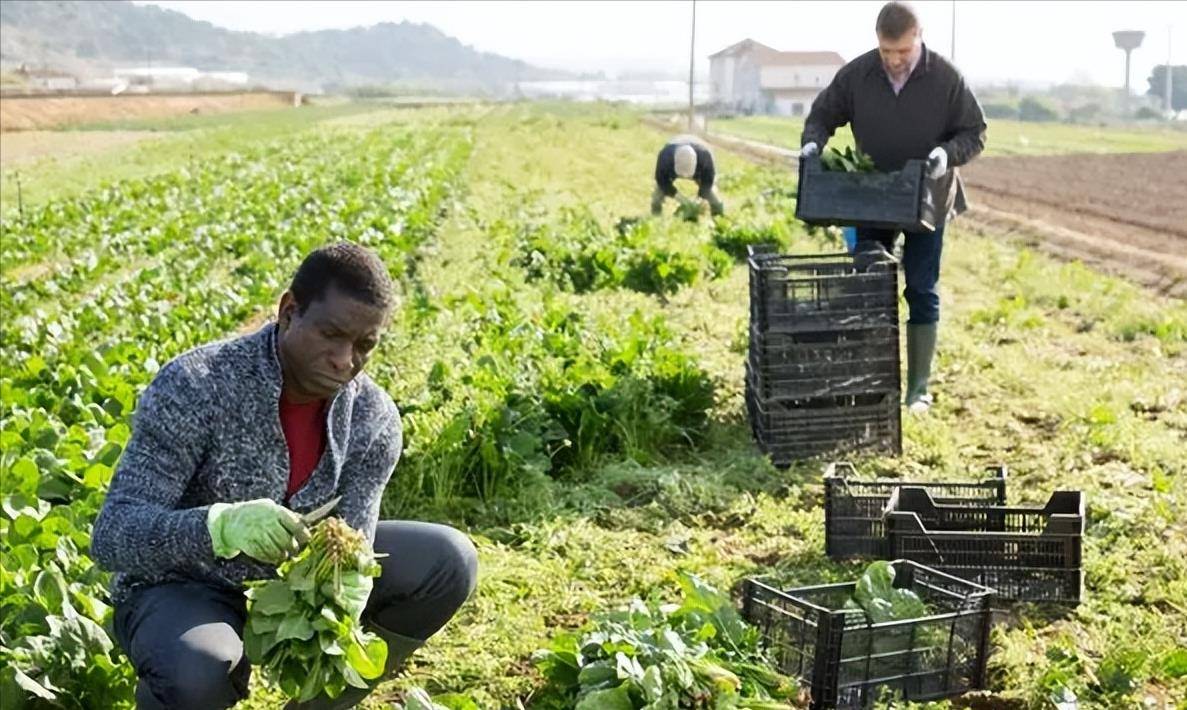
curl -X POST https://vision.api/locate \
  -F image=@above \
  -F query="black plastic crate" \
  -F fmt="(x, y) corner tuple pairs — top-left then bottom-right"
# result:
(742, 561), (995, 708)
(795, 155), (940, 232)
(824, 462), (1008, 560)
(748, 326), (900, 401)
(885, 487), (1084, 604)
(747, 252), (898, 335)
(746, 381), (902, 464)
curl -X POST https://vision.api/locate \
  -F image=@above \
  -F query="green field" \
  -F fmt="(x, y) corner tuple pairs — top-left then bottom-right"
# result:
(710, 114), (1187, 156)
(0, 102), (386, 210)
(2, 103), (1186, 709)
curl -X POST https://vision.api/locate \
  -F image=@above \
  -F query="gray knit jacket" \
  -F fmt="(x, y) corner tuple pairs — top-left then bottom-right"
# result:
(91, 323), (402, 604)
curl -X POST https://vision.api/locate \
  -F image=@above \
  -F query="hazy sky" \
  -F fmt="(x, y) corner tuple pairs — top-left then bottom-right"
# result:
(140, 1), (1185, 88)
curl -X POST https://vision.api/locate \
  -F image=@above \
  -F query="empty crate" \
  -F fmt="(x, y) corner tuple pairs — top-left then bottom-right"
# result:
(748, 252), (899, 335)
(746, 248), (902, 465)
(884, 487), (1085, 604)
(824, 462), (1009, 560)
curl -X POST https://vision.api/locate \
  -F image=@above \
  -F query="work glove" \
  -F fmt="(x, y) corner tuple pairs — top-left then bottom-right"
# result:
(800, 141), (819, 158)
(207, 498), (310, 565)
(927, 146), (948, 179)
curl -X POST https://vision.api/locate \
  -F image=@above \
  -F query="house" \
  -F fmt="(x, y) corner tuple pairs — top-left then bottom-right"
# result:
(709, 39), (845, 116)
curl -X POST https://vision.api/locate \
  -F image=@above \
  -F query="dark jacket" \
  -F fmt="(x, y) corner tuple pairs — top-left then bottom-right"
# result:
(655, 135), (716, 198)
(91, 323), (402, 604)
(801, 44), (986, 227)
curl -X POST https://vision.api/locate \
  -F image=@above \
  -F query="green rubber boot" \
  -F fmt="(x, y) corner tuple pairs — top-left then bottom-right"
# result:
(905, 323), (938, 414)
(283, 626), (424, 710)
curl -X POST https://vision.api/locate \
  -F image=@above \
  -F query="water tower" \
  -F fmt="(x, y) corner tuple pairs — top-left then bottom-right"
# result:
(1112, 30), (1145, 98)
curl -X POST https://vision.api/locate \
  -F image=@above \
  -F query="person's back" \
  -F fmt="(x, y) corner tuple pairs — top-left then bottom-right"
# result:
(652, 134), (724, 217)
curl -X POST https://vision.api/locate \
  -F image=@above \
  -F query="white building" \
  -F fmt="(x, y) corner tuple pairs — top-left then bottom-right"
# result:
(112, 67), (250, 91)
(709, 39), (845, 116)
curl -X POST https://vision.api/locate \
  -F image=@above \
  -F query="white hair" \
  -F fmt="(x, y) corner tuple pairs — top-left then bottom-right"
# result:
(674, 144), (698, 179)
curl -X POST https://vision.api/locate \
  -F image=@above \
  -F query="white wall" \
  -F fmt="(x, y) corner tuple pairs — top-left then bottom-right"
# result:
(759, 64), (840, 91)
(710, 55), (737, 103)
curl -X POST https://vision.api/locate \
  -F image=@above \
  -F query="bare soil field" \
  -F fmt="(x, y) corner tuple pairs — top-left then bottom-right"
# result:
(0, 91), (298, 131)
(962, 152), (1187, 296)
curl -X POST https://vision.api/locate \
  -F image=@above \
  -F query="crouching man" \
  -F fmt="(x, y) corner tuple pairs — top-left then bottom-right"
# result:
(91, 242), (478, 709)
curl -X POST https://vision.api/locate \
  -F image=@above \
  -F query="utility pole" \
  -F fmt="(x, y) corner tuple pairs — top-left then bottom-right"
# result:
(950, 0), (956, 62)
(688, 0), (697, 131)
(1167, 26), (1175, 115)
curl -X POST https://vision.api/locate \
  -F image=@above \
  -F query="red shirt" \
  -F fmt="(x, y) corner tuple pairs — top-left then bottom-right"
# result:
(279, 392), (328, 499)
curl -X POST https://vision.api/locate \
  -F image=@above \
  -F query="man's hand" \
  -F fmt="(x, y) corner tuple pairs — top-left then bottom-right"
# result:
(207, 498), (310, 564)
(927, 146), (948, 179)
(800, 142), (819, 158)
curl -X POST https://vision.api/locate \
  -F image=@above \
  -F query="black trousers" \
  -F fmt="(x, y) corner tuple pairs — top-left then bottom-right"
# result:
(113, 521), (478, 710)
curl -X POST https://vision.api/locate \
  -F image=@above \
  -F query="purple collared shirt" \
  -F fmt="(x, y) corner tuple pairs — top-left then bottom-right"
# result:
(885, 49), (922, 95)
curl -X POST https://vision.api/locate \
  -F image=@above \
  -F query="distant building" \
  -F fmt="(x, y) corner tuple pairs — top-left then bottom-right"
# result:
(709, 39), (844, 116)
(14, 64), (78, 91)
(113, 67), (249, 91)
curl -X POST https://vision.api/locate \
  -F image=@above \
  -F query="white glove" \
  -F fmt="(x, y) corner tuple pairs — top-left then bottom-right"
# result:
(927, 146), (948, 179)
(800, 142), (819, 158)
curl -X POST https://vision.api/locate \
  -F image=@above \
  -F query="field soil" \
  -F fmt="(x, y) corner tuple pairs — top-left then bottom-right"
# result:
(961, 152), (1187, 296)
(0, 91), (299, 131)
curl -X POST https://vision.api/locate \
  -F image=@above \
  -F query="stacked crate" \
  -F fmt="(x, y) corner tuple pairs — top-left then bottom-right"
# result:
(746, 248), (901, 465)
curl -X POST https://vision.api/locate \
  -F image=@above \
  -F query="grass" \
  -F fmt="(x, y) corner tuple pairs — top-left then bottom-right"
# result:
(342, 104), (1184, 708)
(709, 114), (1187, 156)
(7, 100), (1186, 708)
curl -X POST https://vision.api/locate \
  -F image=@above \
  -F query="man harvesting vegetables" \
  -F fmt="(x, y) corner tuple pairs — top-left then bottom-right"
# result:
(91, 242), (478, 709)
(652, 134), (725, 218)
(800, 1), (986, 414)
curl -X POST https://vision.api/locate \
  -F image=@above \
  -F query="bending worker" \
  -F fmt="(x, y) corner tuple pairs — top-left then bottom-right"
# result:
(800, 1), (986, 414)
(652, 134), (724, 217)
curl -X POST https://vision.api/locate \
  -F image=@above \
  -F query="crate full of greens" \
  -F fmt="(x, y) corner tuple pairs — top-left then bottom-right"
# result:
(795, 147), (940, 232)
(742, 560), (994, 709)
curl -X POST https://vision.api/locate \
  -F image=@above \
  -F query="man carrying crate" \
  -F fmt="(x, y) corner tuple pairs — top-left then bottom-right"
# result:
(652, 134), (725, 217)
(799, 1), (986, 414)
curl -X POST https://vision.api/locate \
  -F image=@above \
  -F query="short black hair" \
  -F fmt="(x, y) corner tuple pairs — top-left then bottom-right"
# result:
(289, 242), (394, 314)
(876, 2), (920, 39)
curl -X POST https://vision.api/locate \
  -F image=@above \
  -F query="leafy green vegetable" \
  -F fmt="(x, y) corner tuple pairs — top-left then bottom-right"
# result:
(244, 517), (387, 702)
(533, 573), (797, 709)
(844, 560), (930, 624)
(509, 206), (727, 296)
(820, 146), (877, 173)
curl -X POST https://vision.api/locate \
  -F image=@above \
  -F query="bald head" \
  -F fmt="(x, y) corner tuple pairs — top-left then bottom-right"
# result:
(674, 144), (698, 179)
